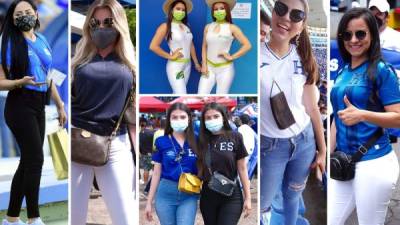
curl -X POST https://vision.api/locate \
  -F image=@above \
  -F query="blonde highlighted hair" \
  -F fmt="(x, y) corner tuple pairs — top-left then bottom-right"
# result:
(72, 0), (136, 77)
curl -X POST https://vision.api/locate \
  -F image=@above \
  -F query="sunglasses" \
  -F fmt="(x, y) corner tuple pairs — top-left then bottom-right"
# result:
(89, 17), (114, 29)
(274, 1), (305, 23)
(340, 30), (368, 41)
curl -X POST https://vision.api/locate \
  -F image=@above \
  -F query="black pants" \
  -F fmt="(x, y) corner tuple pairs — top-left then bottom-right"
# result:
(200, 182), (244, 225)
(4, 89), (45, 218)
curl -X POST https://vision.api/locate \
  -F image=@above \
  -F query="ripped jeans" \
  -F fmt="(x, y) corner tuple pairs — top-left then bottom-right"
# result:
(260, 123), (316, 225)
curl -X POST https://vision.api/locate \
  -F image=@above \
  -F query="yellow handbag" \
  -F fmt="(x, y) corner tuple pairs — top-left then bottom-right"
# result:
(48, 128), (69, 180)
(168, 135), (202, 194)
(178, 173), (202, 194)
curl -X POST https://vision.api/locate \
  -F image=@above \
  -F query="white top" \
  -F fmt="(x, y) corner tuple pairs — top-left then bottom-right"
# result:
(260, 43), (310, 138)
(168, 22), (193, 60)
(238, 124), (256, 156)
(206, 22), (234, 63)
(380, 26), (400, 52)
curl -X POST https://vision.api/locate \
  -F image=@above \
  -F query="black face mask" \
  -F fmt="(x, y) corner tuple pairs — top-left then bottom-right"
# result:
(90, 28), (119, 49)
(15, 15), (36, 32)
(375, 16), (383, 29)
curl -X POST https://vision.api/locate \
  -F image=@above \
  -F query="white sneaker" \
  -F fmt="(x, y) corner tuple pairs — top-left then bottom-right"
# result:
(2, 219), (26, 225)
(26, 218), (45, 225)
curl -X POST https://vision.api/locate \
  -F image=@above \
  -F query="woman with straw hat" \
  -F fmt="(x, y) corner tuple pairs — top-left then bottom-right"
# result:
(149, 0), (201, 94)
(197, 0), (251, 94)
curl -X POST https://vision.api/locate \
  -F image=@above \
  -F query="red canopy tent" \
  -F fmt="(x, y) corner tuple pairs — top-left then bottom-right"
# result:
(208, 97), (237, 110)
(168, 97), (237, 110)
(168, 97), (205, 110)
(139, 97), (169, 112)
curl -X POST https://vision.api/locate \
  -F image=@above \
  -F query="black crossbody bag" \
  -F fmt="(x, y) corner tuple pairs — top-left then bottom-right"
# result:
(205, 144), (237, 196)
(330, 128), (383, 181)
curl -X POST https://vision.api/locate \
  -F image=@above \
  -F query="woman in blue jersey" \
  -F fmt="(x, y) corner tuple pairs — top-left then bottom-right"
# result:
(0, 0), (66, 225)
(330, 8), (400, 225)
(259, 0), (326, 225)
(145, 102), (199, 225)
(149, 0), (201, 94)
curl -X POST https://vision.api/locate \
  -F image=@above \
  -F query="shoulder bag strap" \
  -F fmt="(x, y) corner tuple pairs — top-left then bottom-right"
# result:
(351, 128), (383, 162)
(110, 90), (131, 137)
(205, 143), (213, 175)
(169, 135), (184, 173)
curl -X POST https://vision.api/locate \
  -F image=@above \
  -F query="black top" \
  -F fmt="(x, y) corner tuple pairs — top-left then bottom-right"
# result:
(72, 52), (133, 136)
(208, 131), (248, 181)
(139, 128), (155, 154)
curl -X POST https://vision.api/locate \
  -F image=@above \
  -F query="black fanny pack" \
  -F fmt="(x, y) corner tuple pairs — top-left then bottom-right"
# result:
(330, 128), (383, 181)
(208, 171), (237, 196)
(206, 144), (237, 197)
(270, 80), (296, 129)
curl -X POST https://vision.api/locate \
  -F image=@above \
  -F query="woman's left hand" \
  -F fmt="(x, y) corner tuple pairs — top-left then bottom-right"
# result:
(338, 95), (364, 126)
(194, 63), (202, 72)
(57, 105), (67, 126)
(311, 150), (326, 172)
(218, 52), (234, 61)
(243, 198), (251, 218)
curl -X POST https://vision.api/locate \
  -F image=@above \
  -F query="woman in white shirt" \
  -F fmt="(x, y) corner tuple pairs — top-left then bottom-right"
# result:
(198, 0), (251, 94)
(259, 0), (326, 225)
(150, 0), (201, 94)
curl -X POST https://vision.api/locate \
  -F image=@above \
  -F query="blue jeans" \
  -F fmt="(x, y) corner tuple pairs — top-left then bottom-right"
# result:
(155, 178), (198, 225)
(260, 123), (316, 225)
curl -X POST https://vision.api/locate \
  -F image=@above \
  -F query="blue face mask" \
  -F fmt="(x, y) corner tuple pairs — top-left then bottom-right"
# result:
(205, 118), (224, 133)
(170, 119), (188, 133)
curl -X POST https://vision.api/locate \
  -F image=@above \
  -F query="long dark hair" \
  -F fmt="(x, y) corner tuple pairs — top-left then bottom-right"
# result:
(211, 2), (233, 24)
(337, 8), (381, 81)
(166, 0), (188, 41)
(197, 102), (232, 179)
(1, 0), (40, 80)
(286, 0), (317, 85)
(164, 102), (198, 155)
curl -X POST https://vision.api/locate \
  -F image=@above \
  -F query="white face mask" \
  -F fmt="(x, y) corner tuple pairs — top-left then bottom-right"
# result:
(205, 117), (224, 133)
(170, 119), (188, 132)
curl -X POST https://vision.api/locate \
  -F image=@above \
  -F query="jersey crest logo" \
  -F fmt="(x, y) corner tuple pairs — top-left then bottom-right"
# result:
(293, 60), (304, 75)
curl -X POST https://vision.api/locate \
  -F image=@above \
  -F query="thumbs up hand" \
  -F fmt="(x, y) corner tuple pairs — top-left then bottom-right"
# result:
(338, 95), (364, 126)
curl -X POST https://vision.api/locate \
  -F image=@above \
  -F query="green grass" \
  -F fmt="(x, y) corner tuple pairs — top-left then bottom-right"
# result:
(0, 201), (67, 224)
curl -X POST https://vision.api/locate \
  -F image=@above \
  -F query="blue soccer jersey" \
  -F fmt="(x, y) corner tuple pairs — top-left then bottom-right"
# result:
(0, 33), (52, 92)
(331, 61), (400, 161)
(153, 135), (198, 182)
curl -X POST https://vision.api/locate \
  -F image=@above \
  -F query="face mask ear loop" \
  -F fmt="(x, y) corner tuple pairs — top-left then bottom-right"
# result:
(270, 79), (283, 97)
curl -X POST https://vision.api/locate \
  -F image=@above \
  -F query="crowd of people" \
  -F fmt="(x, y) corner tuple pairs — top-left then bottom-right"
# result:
(139, 100), (257, 225)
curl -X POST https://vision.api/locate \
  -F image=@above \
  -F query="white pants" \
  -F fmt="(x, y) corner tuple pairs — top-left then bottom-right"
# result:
(71, 134), (136, 225)
(166, 61), (191, 94)
(197, 63), (234, 94)
(329, 150), (399, 225)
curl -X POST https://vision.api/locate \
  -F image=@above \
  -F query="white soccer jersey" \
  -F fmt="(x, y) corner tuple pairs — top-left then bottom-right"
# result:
(260, 43), (311, 138)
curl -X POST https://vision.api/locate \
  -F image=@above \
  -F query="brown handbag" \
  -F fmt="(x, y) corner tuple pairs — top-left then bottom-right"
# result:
(270, 80), (296, 129)
(71, 91), (131, 167)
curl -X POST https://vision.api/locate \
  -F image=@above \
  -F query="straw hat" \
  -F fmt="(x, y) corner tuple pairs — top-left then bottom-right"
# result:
(206, 0), (236, 10)
(163, 0), (193, 15)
